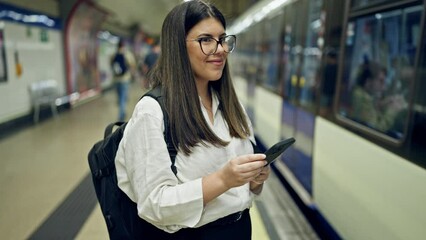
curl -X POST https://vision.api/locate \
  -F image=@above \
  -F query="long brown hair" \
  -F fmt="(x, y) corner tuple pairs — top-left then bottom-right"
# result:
(149, 0), (250, 155)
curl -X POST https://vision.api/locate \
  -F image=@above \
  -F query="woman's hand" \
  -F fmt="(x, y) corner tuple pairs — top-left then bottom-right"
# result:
(250, 165), (270, 194)
(251, 165), (270, 184)
(219, 153), (266, 189)
(202, 154), (266, 205)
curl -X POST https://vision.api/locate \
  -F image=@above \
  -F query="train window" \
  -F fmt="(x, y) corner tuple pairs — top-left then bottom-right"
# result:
(298, 0), (323, 112)
(0, 27), (6, 82)
(281, 3), (305, 102)
(409, 5), (426, 167)
(279, 22), (294, 99)
(351, 0), (400, 9)
(229, 23), (262, 87)
(249, 23), (264, 85)
(236, 31), (252, 78)
(337, 5), (422, 140)
(260, 15), (283, 92)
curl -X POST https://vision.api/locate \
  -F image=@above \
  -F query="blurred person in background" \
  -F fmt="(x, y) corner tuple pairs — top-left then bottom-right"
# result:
(142, 38), (161, 87)
(351, 59), (406, 133)
(111, 40), (136, 121)
(319, 49), (338, 116)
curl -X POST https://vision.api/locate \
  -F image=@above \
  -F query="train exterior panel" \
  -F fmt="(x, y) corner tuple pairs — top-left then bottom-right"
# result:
(253, 87), (282, 147)
(314, 117), (426, 239)
(229, 0), (426, 239)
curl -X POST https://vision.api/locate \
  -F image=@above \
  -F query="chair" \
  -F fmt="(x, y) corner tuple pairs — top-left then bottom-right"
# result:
(28, 80), (59, 123)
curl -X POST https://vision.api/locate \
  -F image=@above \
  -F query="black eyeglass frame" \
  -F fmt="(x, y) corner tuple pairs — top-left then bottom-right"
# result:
(187, 35), (236, 55)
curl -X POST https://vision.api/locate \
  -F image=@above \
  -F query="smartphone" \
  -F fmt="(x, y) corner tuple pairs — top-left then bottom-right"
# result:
(264, 137), (295, 166)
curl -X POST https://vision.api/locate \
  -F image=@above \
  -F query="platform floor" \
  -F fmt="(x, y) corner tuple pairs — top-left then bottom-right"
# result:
(0, 82), (318, 240)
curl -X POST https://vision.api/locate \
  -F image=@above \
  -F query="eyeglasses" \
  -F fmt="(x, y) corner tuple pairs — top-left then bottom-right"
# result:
(187, 35), (236, 55)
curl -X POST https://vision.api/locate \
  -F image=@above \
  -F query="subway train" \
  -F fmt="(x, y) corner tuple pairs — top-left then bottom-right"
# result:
(228, 0), (426, 239)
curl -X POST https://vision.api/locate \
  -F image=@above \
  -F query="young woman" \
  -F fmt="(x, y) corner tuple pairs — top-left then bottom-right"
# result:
(115, 1), (270, 239)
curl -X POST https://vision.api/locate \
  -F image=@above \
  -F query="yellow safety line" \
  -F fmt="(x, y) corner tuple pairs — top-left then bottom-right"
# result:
(251, 202), (270, 240)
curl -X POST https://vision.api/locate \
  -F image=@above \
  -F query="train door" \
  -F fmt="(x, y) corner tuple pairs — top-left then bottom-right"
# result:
(244, 23), (265, 125)
(278, 0), (324, 199)
(278, 0), (313, 199)
(318, 0), (345, 118)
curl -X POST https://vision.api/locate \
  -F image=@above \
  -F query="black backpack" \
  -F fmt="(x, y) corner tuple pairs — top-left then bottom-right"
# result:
(88, 87), (177, 239)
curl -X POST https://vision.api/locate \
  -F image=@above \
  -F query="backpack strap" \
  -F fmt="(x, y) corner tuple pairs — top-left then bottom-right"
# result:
(104, 121), (126, 139)
(142, 86), (178, 175)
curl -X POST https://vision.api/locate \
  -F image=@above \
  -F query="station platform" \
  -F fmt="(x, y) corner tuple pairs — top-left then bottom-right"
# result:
(0, 82), (318, 240)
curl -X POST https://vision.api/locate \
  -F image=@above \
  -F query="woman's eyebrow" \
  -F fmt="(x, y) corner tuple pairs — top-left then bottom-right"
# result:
(196, 33), (213, 38)
(196, 33), (226, 38)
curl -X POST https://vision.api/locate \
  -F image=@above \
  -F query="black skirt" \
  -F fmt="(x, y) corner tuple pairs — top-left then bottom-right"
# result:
(120, 191), (252, 240)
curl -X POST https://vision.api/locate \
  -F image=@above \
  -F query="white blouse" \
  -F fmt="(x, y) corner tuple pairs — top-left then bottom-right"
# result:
(115, 92), (256, 233)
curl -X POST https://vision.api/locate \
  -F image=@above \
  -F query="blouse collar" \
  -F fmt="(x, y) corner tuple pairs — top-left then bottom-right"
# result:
(199, 89), (220, 116)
